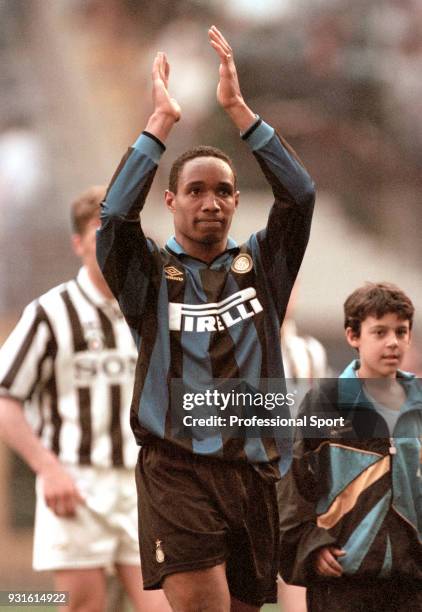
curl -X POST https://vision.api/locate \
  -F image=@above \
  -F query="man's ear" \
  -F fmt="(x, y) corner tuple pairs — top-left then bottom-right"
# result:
(345, 327), (360, 350)
(165, 190), (176, 213)
(71, 234), (82, 257)
(234, 190), (240, 209)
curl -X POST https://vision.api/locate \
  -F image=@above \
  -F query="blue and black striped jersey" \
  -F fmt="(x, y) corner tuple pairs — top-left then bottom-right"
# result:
(97, 119), (315, 466)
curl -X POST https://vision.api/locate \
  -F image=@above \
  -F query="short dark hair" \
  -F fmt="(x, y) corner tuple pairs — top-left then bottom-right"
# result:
(344, 282), (414, 335)
(70, 185), (106, 235)
(168, 146), (237, 193)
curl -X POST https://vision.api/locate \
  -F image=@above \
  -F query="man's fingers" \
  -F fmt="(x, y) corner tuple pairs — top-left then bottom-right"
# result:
(46, 496), (69, 517)
(158, 52), (165, 80)
(163, 55), (170, 82)
(152, 52), (167, 82)
(152, 54), (162, 81)
(159, 52), (168, 78)
(45, 486), (85, 517)
(208, 27), (232, 61)
(209, 39), (230, 62)
(55, 498), (74, 517)
(209, 25), (232, 54)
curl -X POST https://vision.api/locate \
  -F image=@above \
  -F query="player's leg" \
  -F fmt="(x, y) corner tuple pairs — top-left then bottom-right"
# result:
(163, 564), (231, 612)
(223, 464), (279, 611)
(54, 568), (106, 612)
(135, 446), (231, 606)
(33, 473), (109, 611)
(112, 465), (171, 611)
(33, 466), (131, 611)
(115, 563), (172, 612)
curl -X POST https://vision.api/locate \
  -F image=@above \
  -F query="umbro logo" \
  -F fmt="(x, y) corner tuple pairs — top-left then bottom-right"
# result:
(164, 266), (184, 282)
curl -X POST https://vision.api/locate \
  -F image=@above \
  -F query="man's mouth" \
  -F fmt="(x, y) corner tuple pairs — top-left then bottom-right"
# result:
(196, 219), (223, 226)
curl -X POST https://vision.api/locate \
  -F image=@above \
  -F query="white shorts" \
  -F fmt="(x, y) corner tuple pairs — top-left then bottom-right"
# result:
(33, 464), (140, 571)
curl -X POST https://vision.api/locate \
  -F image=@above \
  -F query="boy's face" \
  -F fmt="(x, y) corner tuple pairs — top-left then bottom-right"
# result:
(346, 312), (411, 378)
(165, 156), (239, 250)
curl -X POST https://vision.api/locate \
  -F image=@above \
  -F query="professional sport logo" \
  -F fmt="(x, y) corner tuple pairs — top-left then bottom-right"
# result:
(164, 266), (184, 282)
(169, 287), (263, 332)
(231, 253), (253, 274)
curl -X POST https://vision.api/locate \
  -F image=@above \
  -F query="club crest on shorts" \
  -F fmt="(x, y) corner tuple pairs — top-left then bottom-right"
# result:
(231, 253), (253, 274)
(155, 539), (165, 563)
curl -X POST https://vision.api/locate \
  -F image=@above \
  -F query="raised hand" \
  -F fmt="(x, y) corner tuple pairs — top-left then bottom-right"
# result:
(208, 26), (255, 131)
(151, 52), (181, 122)
(145, 52), (181, 142)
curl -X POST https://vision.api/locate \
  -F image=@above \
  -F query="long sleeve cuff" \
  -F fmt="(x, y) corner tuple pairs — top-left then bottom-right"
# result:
(133, 131), (166, 164)
(242, 118), (275, 151)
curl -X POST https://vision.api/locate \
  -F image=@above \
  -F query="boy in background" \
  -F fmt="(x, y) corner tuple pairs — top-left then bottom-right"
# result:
(278, 282), (422, 611)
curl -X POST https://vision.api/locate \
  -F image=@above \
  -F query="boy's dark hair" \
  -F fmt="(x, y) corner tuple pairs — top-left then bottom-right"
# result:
(344, 282), (414, 335)
(168, 146), (237, 193)
(71, 185), (106, 235)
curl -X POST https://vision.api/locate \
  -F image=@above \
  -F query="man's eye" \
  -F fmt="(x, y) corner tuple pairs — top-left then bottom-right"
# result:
(190, 188), (200, 195)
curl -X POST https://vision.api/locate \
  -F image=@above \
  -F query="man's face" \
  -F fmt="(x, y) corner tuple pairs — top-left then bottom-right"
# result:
(346, 312), (411, 378)
(165, 156), (239, 248)
(72, 216), (101, 276)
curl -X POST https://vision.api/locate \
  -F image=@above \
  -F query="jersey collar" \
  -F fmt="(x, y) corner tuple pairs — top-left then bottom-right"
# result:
(165, 235), (238, 259)
(337, 359), (417, 410)
(76, 267), (120, 313)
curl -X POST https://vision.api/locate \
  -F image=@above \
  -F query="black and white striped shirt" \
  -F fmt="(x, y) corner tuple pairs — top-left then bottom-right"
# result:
(0, 267), (139, 468)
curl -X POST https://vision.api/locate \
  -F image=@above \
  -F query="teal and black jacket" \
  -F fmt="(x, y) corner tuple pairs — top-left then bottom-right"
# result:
(278, 360), (422, 585)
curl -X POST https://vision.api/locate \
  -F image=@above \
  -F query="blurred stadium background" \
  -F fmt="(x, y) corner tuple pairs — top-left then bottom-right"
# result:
(1, 0), (421, 606)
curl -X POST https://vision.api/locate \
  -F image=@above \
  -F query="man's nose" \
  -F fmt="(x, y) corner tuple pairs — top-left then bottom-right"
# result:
(202, 194), (221, 210)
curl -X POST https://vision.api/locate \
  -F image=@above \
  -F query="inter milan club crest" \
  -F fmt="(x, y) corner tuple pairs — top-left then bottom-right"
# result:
(155, 539), (165, 563)
(231, 253), (253, 274)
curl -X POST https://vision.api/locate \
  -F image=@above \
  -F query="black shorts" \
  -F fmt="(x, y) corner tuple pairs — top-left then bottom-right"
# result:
(135, 443), (280, 607)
